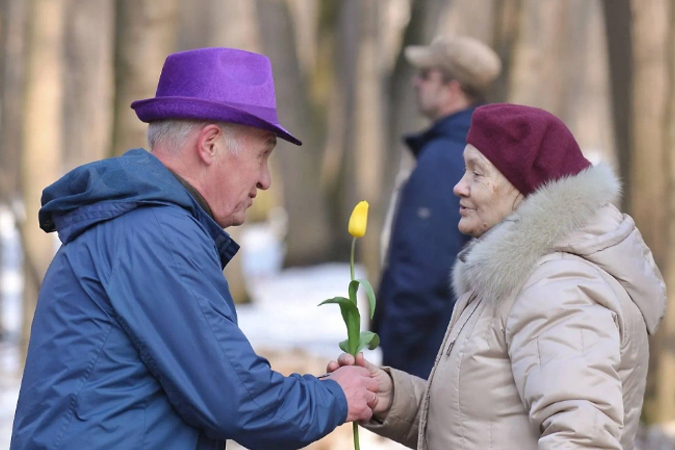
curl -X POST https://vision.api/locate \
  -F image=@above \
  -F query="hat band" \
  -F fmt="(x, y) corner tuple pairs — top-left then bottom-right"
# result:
(218, 101), (279, 123)
(151, 96), (280, 124)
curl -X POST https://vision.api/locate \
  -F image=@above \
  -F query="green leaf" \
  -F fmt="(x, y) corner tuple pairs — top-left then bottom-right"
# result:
(339, 339), (351, 353)
(355, 331), (380, 353)
(318, 296), (361, 354)
(348, 279), (377, 320)
(356, 279), (377, 319)
(367, 332), (380, 350)
(348, 280), (360, 305)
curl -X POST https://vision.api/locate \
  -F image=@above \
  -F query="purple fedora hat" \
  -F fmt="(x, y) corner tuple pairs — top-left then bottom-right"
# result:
(131, 47), (301, 145)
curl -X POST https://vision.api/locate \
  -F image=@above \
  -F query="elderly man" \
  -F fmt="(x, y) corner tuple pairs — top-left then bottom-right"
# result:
(11, 48), (378, 450)
(372, 36), (501, 379)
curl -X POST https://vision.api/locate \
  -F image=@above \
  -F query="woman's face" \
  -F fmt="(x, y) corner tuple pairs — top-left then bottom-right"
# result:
(453, 144), (523, 238)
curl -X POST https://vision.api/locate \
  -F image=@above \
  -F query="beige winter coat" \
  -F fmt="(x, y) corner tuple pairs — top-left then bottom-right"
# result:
(366, 164), (666, 450)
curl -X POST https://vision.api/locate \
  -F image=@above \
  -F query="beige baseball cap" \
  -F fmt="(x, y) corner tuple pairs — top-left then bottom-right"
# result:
(405, 36), (501, 92)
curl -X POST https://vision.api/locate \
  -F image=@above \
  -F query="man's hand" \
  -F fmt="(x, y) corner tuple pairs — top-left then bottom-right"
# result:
(323, 365), (379, 422)
(327, 353), (393, 417)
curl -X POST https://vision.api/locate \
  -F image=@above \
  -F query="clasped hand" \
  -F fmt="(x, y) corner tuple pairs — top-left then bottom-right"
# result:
(322, 353), (393, 423)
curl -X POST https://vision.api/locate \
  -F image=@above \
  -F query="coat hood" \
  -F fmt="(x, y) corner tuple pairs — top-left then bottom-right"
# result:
(404, 107), (475, 157)
(39, 149), (236, 262)
(452, 163), (666, 334)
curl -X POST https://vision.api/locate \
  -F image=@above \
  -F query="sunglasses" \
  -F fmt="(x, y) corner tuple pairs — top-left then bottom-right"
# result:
(417, 68), (433, 80)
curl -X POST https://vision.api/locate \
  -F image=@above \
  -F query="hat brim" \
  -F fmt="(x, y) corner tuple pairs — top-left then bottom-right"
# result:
(131, 96), (302, 146)
(404, 46), (437, 69)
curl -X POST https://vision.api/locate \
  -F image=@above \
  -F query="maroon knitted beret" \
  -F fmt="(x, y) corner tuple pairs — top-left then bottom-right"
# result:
(466, 104), (591, 196)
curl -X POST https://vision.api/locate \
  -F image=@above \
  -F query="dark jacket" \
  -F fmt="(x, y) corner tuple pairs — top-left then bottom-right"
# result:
(11, 149), (347, 450)
(373, 108), (473, 379)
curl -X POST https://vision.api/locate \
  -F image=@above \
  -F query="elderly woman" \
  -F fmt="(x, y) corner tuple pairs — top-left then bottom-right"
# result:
(331, 104), (667, 449)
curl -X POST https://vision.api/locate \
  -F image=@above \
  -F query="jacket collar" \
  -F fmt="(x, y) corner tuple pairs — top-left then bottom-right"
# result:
(168, 169), (214, 219)
(403, 107), (476, 157)
(165, 169), (238, 269)
(452, 164), (621, 302)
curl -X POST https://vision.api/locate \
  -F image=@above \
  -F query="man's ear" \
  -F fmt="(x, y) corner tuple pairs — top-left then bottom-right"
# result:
(196, 124), (222, 165)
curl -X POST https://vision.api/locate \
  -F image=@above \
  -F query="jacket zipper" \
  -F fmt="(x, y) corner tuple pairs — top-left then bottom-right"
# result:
(446, 299), (481, 355)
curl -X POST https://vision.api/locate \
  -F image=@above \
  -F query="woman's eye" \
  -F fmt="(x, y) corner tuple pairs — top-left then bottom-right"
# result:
(473, 171), (482, 178)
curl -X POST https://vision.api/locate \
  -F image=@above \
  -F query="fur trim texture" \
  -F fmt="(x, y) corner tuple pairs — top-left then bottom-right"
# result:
(452, 163), (621, 302)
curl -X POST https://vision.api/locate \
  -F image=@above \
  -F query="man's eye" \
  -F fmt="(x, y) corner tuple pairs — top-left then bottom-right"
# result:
(473, 171), (482, 177)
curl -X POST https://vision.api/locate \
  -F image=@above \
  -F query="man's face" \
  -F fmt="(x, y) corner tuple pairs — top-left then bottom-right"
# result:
(206, 127), (277, 228)
(452, 144), (522, 238)
(413, 67), (451, 120)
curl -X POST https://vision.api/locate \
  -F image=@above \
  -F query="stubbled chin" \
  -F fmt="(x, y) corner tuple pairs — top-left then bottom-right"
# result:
(218, 214), (245, 229)
(230, 216), (245, 227)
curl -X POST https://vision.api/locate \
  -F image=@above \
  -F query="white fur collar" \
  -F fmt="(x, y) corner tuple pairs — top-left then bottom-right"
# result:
(452, 164), (621, 302)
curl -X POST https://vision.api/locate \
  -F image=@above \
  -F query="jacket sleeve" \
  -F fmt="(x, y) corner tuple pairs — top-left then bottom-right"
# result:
(381, 139), (469, 368)
(105, 208), (347, 450)
(363, 368), (427, 449)
(505, 258), (623, 450)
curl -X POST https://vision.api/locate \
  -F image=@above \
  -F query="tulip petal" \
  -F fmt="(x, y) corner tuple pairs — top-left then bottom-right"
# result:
(348, 201), (369, 238)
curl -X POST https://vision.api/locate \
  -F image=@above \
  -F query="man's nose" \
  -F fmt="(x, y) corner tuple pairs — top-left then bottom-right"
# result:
(257, 165), (271, 190)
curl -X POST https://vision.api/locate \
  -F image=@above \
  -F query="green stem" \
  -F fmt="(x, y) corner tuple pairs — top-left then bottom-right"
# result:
(353, 422), (360, 450)
(350, 237), (360, 450)
(350, 237), (356, 281)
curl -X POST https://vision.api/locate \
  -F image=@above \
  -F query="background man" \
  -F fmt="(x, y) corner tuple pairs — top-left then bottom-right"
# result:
(372, 36), (501, 379)
(11, 48), (378, 450)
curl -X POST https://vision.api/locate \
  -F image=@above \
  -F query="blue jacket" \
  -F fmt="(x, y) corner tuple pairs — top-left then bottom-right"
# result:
(373, 109), (473, 379)
(11, 149), (348, 450)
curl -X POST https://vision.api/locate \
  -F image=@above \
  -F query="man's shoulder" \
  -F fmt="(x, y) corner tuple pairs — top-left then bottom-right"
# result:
(117, 204), (209, 243)
(422, 134), (466, 151)
(415, 136), (465, 169)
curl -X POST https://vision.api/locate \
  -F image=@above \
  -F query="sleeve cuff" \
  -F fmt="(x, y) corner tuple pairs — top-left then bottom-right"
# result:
(362, 367), (426, 448)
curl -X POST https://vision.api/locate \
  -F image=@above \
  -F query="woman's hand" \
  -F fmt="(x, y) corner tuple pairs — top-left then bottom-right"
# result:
(327, 353), (393, 418)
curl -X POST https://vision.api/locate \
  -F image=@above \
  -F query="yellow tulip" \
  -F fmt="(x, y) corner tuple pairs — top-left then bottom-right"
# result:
(348, 201), (369, 238)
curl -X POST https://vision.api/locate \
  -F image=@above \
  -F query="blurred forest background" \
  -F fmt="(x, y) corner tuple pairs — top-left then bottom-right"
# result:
(1, 0), (675, 431)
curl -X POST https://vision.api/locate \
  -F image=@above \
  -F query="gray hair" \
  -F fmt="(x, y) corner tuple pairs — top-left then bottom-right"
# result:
(147, 120), (243, 154)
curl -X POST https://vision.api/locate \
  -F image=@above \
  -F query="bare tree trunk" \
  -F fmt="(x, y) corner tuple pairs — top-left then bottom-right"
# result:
(322, 0), (362, 260)
(20, 0), (65, 362)
(255, 0), (334, 266)
(353, 1), (385, 284)
(111, 0), (178, 156)
(508, 0), (568, 112)
(627, 0), (675, 424)
(62, 0), (115, 170)
(564, 0), (615, 166)
(0, 0), (27, 201)
(383, 0), (452, 196)
(0, 0), (28, 335)
(661, 1), (675, 423)
(178, 0), (261, 52)
(488, 0), (522, 102)
(508, 0), (614, 163)
(441, 0), (496, 43)
(175, 0), (210, 51)
(602, 0), (633, 202)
